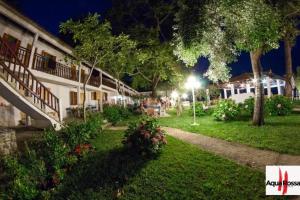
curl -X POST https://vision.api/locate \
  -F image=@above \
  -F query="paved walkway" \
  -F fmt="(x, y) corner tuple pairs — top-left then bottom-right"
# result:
(163, 127), (300, 172)
(105, 125), (300, 171)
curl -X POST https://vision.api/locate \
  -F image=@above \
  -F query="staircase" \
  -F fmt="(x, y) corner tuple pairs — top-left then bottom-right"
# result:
(0, 37), (61, 130)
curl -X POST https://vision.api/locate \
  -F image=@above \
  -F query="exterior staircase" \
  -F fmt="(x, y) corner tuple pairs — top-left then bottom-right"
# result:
(0, 37), (61, 130)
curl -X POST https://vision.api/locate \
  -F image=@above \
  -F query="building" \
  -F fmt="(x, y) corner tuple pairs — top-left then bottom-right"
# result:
(0, 1), (139, 129)
(220, 71), (295, 103)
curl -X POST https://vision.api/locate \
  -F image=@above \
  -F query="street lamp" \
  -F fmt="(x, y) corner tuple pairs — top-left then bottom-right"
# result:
(185, 75), (201, 125)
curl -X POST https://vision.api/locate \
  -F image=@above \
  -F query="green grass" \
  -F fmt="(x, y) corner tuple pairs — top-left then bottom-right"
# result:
(115, 114), (141, 126)
(158, 110), (300, 155)
(53, 131), (284, 200)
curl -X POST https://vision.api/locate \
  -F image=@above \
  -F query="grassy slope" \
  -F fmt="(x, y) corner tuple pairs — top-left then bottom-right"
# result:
(158, 110), (300, 155)
(54, 131), (284, 200)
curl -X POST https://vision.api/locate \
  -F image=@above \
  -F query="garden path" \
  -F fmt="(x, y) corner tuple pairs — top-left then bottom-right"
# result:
(162, 127), (300, 172)
(106, 126), (300, 172)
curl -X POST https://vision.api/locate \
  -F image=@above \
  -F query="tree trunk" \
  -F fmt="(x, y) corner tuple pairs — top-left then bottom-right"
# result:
(83, 65), (96, 122)
(284, 39), (293, 98)
(250, 49), (264, 126)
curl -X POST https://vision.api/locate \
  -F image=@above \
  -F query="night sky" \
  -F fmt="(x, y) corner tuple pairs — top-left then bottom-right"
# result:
(8, 0), (300, 78)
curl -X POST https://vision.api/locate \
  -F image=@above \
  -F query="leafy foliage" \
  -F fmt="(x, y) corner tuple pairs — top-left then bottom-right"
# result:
(265, 95), (293, 116)
(103, 105), (134, 125)
(213, 99), (240, 121)
(1, 115), (103, 199)
(124, 117), (167, 156)
(60, 13), (135, 119)
(108, 0), (182, 95)
(240, 97), (255, 116)
(190, 102), (206, 117)
(174, 0), (282, 82)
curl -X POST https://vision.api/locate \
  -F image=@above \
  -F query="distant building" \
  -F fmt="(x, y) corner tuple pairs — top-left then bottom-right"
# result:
(220, 71), (296, 103)
(0, 2), (139, 128)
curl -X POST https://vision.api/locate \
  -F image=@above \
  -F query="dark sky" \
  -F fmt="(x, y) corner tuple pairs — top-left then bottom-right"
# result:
(8, 0), (300, 78)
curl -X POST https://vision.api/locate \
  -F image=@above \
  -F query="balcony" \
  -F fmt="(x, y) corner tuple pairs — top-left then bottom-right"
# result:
(0, 45), (31, 67)
(2, 45), (118, 90)
(33, 53), (78, 81)
(102, 77), (116, 89)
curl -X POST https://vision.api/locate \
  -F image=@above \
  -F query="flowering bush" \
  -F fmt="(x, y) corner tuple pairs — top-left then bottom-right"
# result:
(124, 117), (167, 157)
(1, 115), (102, 199)
(265, 95), (293, 116)
(190, 102), (206, 117)
(212, 99), (240, 121)
(240, 97), (254, 116)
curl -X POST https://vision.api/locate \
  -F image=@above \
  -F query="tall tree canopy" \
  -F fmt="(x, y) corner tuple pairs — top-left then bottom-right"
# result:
(174, 0), (282, 126)
(108, 0), (182, 96)
(271, 0), (300, 98)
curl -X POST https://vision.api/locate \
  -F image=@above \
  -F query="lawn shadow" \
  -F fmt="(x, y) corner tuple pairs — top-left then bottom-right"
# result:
(265, 121), (300, 127)
(53, 147), (151, 199)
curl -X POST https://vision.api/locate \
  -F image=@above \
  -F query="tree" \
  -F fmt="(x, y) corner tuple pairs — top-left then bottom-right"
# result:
(295, 66), (300, 91)
(174, 0), (282, 126)
(108, 0), (182, 96)
(102, 35), (136, 107)
(132, 42), (182, 96)
(60, 13), (135, 120)
(271, 0), (300, 98)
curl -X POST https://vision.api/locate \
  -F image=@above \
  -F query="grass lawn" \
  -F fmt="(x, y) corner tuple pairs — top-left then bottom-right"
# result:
(115, 114), (141, 126)
(158, 110), (300, 155)
(53, 131), (284, 200)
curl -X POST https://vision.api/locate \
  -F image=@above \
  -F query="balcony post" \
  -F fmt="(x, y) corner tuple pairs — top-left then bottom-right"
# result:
(28, 33), (39, 69)
(77, 63), (82, 107)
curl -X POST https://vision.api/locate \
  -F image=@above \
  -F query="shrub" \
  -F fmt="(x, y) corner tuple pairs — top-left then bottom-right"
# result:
(124, 117), (167, 157)
(103, 105), (122, 125)
(265, 95), (293, 116)
(213, 99), (240, 121)
(1, 156), (40, 200)
(190, 102), (206, 117)
(240, 97), (255, 116)
(1, 115), (102, 199)
(62, 114), (102, 150)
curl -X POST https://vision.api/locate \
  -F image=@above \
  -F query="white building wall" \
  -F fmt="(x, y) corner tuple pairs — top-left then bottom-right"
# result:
(0, 16), (34, 47)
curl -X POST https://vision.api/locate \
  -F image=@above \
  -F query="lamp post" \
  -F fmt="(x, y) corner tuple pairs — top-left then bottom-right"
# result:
(185, 75), (201, 125)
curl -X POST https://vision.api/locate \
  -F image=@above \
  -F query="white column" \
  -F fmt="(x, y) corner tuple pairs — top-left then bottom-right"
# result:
(59, 100), (63, 121)
(223, 89), (228, 99)
(277, 80), (282, 95)
(246, 84), (251, 93)
(28, 33), (39, 69)
(230, 84), (235, 96)
(267, 76), (272, 98)
(99, 71), (103, 112)
(77, 64), (82, 107)
(237, 89), (240, 94)
(25, 115), (31, 126)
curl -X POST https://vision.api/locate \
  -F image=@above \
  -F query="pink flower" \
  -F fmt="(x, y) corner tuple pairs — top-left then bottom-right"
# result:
(155, 135), (161, 140)
(151, 138), (159, 144)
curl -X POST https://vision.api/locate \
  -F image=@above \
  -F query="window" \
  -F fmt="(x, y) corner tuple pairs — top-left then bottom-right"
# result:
(91, 91), (101, 100)
(71, 65), (77, 80)
(103, 92), (108, 101)
(42, 51), (56, 69)
(91, 92), (97, 100)
(70, 91), (78, 105)
(2, 33), (21, 52)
